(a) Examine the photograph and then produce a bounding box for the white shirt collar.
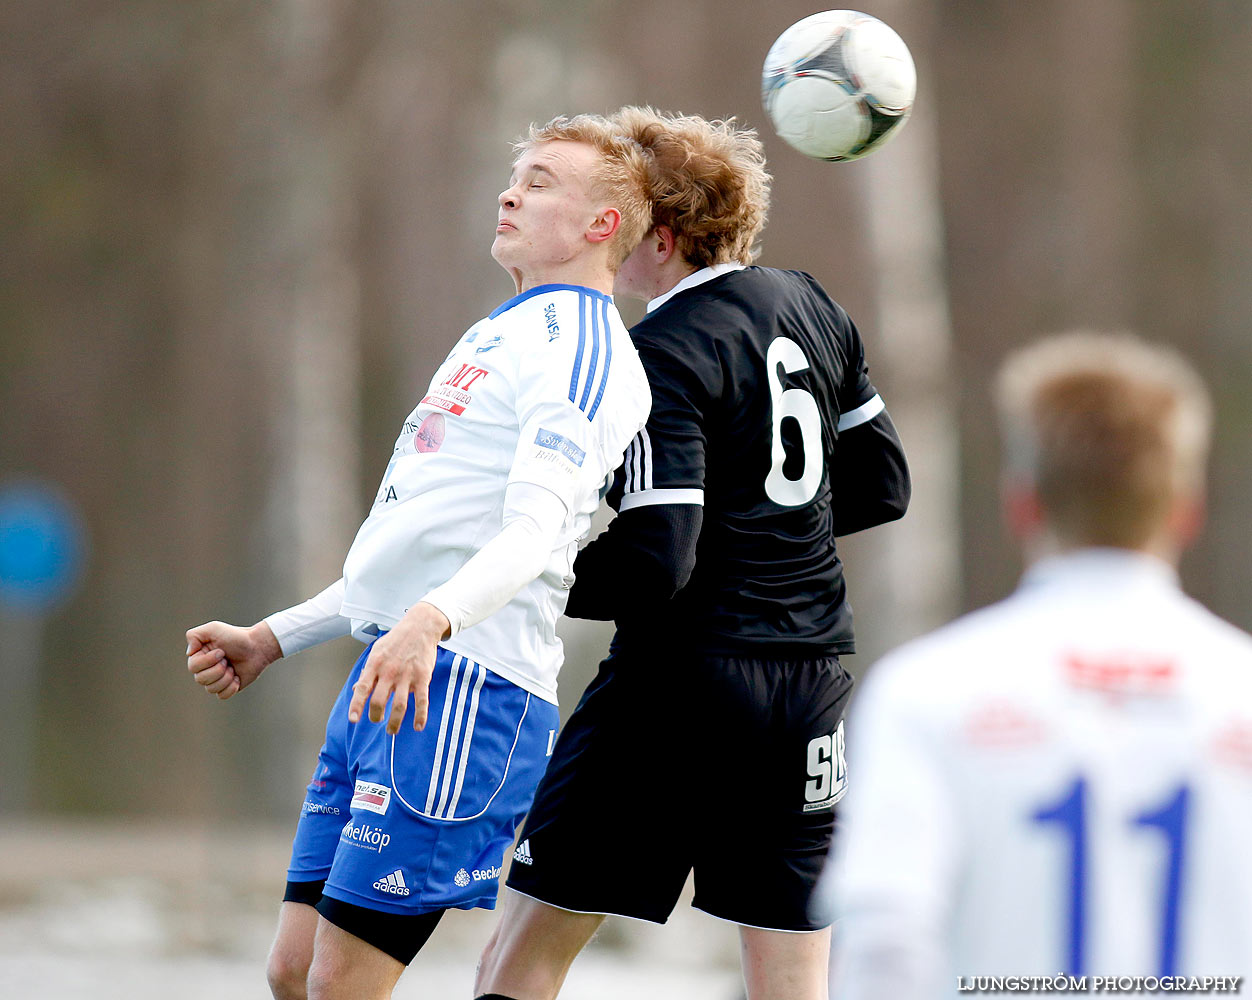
[1020,548,1180,593]
[646,262,747,313]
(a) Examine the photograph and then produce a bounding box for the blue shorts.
[287,641,559,915]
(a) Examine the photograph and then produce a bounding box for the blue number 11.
[1032,777,1190,977]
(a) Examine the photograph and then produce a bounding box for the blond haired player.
[183,114,652,1000]
[824,332,1252,997]
[476,108,909,1000]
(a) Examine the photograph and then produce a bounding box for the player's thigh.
[691,654,852,930]
[504,650,694,922]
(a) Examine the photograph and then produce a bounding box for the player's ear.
[1166,489,1206,551]
[1002,478,1045,543]
[587,207,622,245]
[652,225,678,264]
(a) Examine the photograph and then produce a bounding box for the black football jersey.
[605,266,890,654]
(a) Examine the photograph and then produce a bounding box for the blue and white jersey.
[340,284,649,702]
[825,550,1252,998]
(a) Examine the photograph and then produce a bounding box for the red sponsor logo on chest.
[963,699,1049,748]
[1064,652,1176,695]
[421,363,489,415]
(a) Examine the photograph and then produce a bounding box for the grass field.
[0,820,743,999]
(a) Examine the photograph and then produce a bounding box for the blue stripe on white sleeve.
[568,295,588,405]
[586,297,613,421]
[578,294,601,412]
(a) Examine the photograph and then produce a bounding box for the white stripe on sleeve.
[618,487,705,512]
[641,428,654,490]
[836,394,885,432]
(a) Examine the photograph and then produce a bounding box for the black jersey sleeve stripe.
[620,433,638,494]
[836,393,885,433]
[630,431,642,491]
[640,427,653,490]
[622,428,658,497]
[630,432,643,493]
[618,487,704,512]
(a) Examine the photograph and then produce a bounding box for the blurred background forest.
[4,1,1252,993]
[2,0,1251,882]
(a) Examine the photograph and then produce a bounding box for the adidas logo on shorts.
[373,869,410,897]
[513,839,533,865]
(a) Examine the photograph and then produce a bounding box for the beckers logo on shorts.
[340,820,391,853]
[453,868,471,888]
[351,779,392,816]
[373,869,410,897]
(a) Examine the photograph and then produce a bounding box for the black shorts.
[505,645,853,931]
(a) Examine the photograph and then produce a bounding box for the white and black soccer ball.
[761,9,916,162]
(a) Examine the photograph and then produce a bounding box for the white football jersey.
[827,550,1252,998]
[340,283,649,703]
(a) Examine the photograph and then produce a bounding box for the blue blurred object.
[0,480,86,615]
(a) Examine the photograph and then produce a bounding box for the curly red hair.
[611,106,772,268]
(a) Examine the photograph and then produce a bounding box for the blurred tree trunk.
[256,0,365,797]
[845,0,960,666]
[173,0,365,814]
[1146,2,1252,626]
[938,0,1139,610]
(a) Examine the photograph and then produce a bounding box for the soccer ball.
[761,10,916,162]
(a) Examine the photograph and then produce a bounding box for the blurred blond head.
[610,106,772,268]
[995,331,1212,555]
[516,114,654,270]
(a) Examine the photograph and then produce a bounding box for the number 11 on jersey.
[1032,776,1191,977]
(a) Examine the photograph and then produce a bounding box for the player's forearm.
[831,411,911,536]
[263,578,352,656]
[421,482,565,636]
[564,503,702,620]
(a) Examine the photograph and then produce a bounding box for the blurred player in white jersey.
[182,114,651,1000]
[823,331,1252,997]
